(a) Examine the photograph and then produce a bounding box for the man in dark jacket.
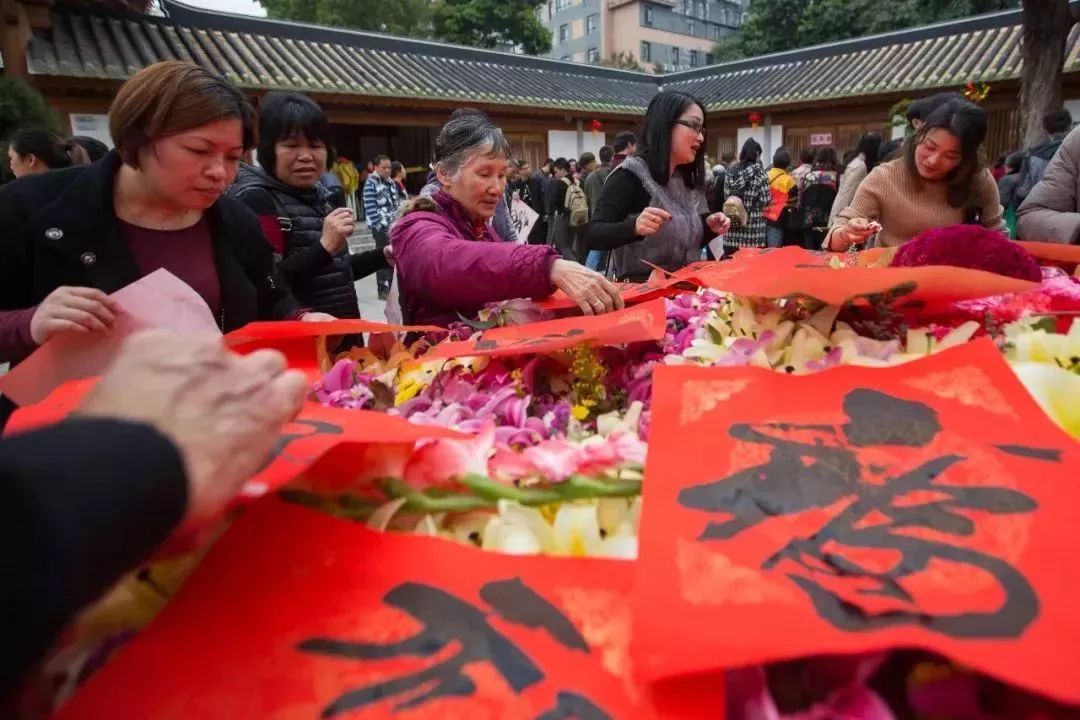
[1018,109,1074,203]
[1,330,306,703]
[611,131,636,170]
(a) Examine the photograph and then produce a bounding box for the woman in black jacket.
[586,90,731,281]
[229,91,389,320]
[0,61,317,370]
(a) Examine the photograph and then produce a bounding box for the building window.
[712,24,721,39]
[687,19,694,35]
[671,46,680,67]
[697,1,706,19]
[690,50,698,67]
[683,0,693,14]
[555,0,569,10]
[706,53,714,65]
[547,1,553,19]
[587,47,599,62]
[559,23,569,43]
[644,6,654,26]
[641,40,652,62]
[586,13,598,34]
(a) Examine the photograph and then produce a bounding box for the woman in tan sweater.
[827,98,1004,251]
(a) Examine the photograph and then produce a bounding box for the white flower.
[1011,362,1080,441]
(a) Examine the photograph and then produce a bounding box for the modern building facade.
[540,0,747,72]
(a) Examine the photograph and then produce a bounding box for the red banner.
[425,299,668,359]
[59,498,723,719]
[534,279,689,312]
[632,340,1080,705]
[673,247,1037,310]
[1017,241,1080,274]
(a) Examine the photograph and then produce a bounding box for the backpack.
[563,178,589,227]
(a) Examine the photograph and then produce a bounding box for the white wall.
[69,114,112,148]
[1065,99,1080,126]
[547,129,606,162]
[736,125,783,162]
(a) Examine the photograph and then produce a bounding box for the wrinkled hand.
[30,286,119,345]
[301,312,336,323]
[549,259,624,316]
[830,218,879,251]
[79,331,308,527]
[706,212,732,236]
[320,207,356,254]
[634,207,672,237]
[384,244,395,266]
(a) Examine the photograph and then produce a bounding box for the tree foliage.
[259,0,551,54]
[713,0,1019,61]
[599,51,645,71]
[0,77,60,180]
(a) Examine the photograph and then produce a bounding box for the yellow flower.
[1011,362,1080,440]
[571,404,591,421]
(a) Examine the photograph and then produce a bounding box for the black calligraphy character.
[298,577,609,718]
[534,691,612,720]
[257,419,344,472]
[678,389,1049,639]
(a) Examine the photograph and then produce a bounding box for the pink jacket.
[390,191,558,326]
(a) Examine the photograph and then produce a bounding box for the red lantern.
[589,119,603,137]
[748,112,764,129]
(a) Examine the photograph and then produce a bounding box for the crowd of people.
[4,57,1080,703]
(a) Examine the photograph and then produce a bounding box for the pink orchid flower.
[522,439,585,482]
[402,426,495,489]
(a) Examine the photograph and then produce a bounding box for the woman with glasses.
[585,90,730,281]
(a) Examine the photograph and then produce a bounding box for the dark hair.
[71,136,110,163]
[553,157,570,172]
[813,146,839,170]
[390,160,404,177]
[738,137,762,167]
[906,92,964,127]
[543,158,554,167]
[613,131,636,153]
[599,145,614,164]
[9,128,86,169]
[578,152,596,169]
[772,147,791,170]
[434,109,510,177]
[1005,151,1024,173]
[856,132,883,172]
[879,139,903,162]
[904,97,988,208]
[109,61,255,168]
[799,147,816,164]
[1043,109,1073,135]
[256,91,335,177]
[637,90,706,189]
[720,150,736,164]
[373,154,390,166]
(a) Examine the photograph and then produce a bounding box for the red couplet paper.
[1017,241,1080,274]
[535,279,689,312]
[425,298,668,359]
[632,339,1080,705]
[674,246,1037,310]
[59,498,724,719]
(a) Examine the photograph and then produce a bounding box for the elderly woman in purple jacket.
[391,111,622,326]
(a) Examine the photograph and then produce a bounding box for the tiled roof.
[23,1,1080,116]
[25,0,658,114]
[666,6,1080,111]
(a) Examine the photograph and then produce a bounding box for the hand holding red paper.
[30,286,120,345]
[635,206,671,237]
[79,330,308,529]
[549,258,624,316]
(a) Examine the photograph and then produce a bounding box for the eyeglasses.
[674,119,705,135]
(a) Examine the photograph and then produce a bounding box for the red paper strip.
[224,319,441,345]
[425,298,668,359]
[1017,241,1080,273]
[59,498,724,719]
[674,246,1036,309]
[535,279,688,312]
[632,339,1080,705]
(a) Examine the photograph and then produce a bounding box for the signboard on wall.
[810,132,833,146]
[69,114,113,149]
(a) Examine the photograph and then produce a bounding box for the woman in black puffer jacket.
[230,92,389,320]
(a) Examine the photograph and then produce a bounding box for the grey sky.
[180,0,266,16]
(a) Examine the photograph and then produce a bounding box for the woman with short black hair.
[586,90,731,280]
[721,137,771,254]
[230,91,389,321]
[7,128,89,178]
